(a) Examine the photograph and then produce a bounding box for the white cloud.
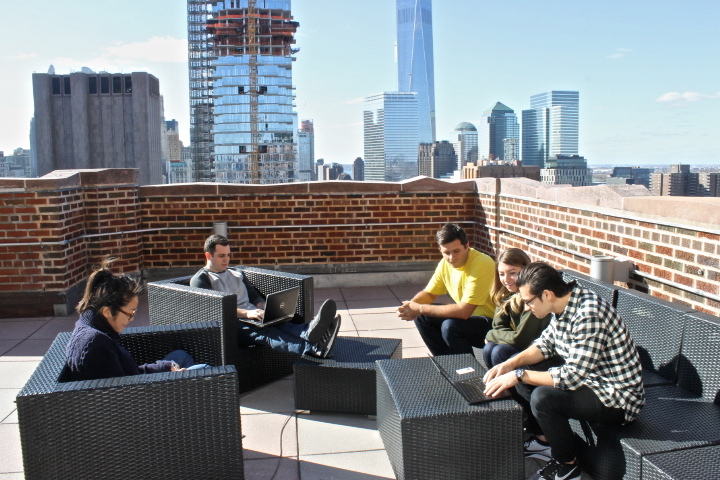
[5,53,39,60]
[607,47,633,59]
[656,91,720,103]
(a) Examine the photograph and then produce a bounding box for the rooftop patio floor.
[0,284,590,480]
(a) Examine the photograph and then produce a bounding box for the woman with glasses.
[65,257,201,381]
[482,248,552,368]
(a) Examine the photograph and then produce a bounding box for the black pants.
[514,357,626,463]
[413,315,492,356]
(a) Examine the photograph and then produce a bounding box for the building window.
[100,76,109,94]
[51,77,61,95]
[113,76,122,94]
[63,77,71,95]
[124,76,132,94]
[89,76,97,94]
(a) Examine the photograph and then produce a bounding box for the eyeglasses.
[117,307,136,320]
[523,294,540,307]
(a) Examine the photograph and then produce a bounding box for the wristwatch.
[515,368,526,384]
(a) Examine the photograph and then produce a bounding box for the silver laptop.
[241,286,300,327]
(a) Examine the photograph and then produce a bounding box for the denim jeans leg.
[162,349,195,368]
[441,315,492,355]
[240,322,310,355]
[414,315,452,355]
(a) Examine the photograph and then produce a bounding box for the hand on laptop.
[247,309,264,321]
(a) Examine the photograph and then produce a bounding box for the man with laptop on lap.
[191,234,341,358]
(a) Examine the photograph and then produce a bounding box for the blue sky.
[1,0,718,166]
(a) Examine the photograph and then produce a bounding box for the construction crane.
[247,0,260,183]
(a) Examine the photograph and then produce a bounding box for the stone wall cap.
[400,176,475,192]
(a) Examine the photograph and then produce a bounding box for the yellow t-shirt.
[425,248,495,318]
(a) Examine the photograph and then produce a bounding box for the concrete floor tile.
[0,390,18,424]
[0,341,21,357]
[0,362,39,389]
[0,473,24,479]
[401,345,432,358]
[1,409,17,425]
[242,412,298,459]
[339,286,398,301]
[241,377,295,414]
[2,339,52,359]
[297,412,383,456]
[357,328,425,349]
[351,312,414,332]
[299,450,394,480]
[243,457,299,480]
[0,424,22,475]
[27,316,77,340]
[0,320,48,341]
[344,299,399,315]
[388,284,425,301]
[315,287,343,302]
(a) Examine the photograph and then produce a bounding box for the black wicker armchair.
[148,266,314,393]
[16,322,243,480]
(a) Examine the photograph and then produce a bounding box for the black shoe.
[537,459,581,480]
[313,314,341,358]
[305,299,337,344]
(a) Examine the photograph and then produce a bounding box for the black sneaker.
[305,299,337,344]
[313,314,341,358]
[524,436,552,461]
[537,459,581,480]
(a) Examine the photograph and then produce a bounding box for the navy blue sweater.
[65,310,173,381]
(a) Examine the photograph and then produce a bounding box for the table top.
[377,354,522,419]
[296,336,402,368]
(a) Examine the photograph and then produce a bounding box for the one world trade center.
[396,0,436,143]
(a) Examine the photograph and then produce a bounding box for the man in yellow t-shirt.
[397,223,495,355]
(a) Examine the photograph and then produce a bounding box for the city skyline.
[0,0,718,170]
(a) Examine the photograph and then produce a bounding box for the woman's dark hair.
[76,257,144,314]
[436,223,468,247]
[516,262,572,298]
[490,248,532,313]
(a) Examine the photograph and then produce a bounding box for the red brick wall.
[2,171,719,317]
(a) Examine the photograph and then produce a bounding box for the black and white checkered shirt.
[534,283,645,423]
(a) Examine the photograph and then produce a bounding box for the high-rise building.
[477,102,519,161]
[418,141,456,179]
[165,121,191,184]
[297,119,315,182]
[396,0,435,143]
[188,0,299,184]
[650,164,720,197]
[450,122,478,171]
[32,70,163,185]
[353,157,364,181]
[522,91,579,168]
[363,92,419,182]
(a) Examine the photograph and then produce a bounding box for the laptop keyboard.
[453,377,491,404]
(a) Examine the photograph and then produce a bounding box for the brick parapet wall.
[2,170,719,317]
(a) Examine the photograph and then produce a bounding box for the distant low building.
[353,157,364,181]
[608,166,653,189]
[541,154,592,186]
[462,162,540,181]
[0,148,34,178]
[651,164,720,196]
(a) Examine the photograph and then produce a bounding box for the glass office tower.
[363,92,419,182]
[188,0,299,183]
[521,91,579,168]
[396,0,436,143]
[478,102,519,161]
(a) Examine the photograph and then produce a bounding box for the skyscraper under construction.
[188,0,299,183]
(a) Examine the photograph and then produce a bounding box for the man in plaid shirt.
[483,262,644,480]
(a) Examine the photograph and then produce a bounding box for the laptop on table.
[428,355,504,405]
[240,285,301,328]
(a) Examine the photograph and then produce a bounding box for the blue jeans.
[482,341,520,368]
[163,350,210,369]
[414,315,492,356]
[238,321,312,355]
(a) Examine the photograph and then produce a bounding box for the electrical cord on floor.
[270,413,294,480]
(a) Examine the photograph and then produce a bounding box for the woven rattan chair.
[148,266,314,393]
[16,322,243,480]
[561,269,619,308]
[571,309,720,480]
